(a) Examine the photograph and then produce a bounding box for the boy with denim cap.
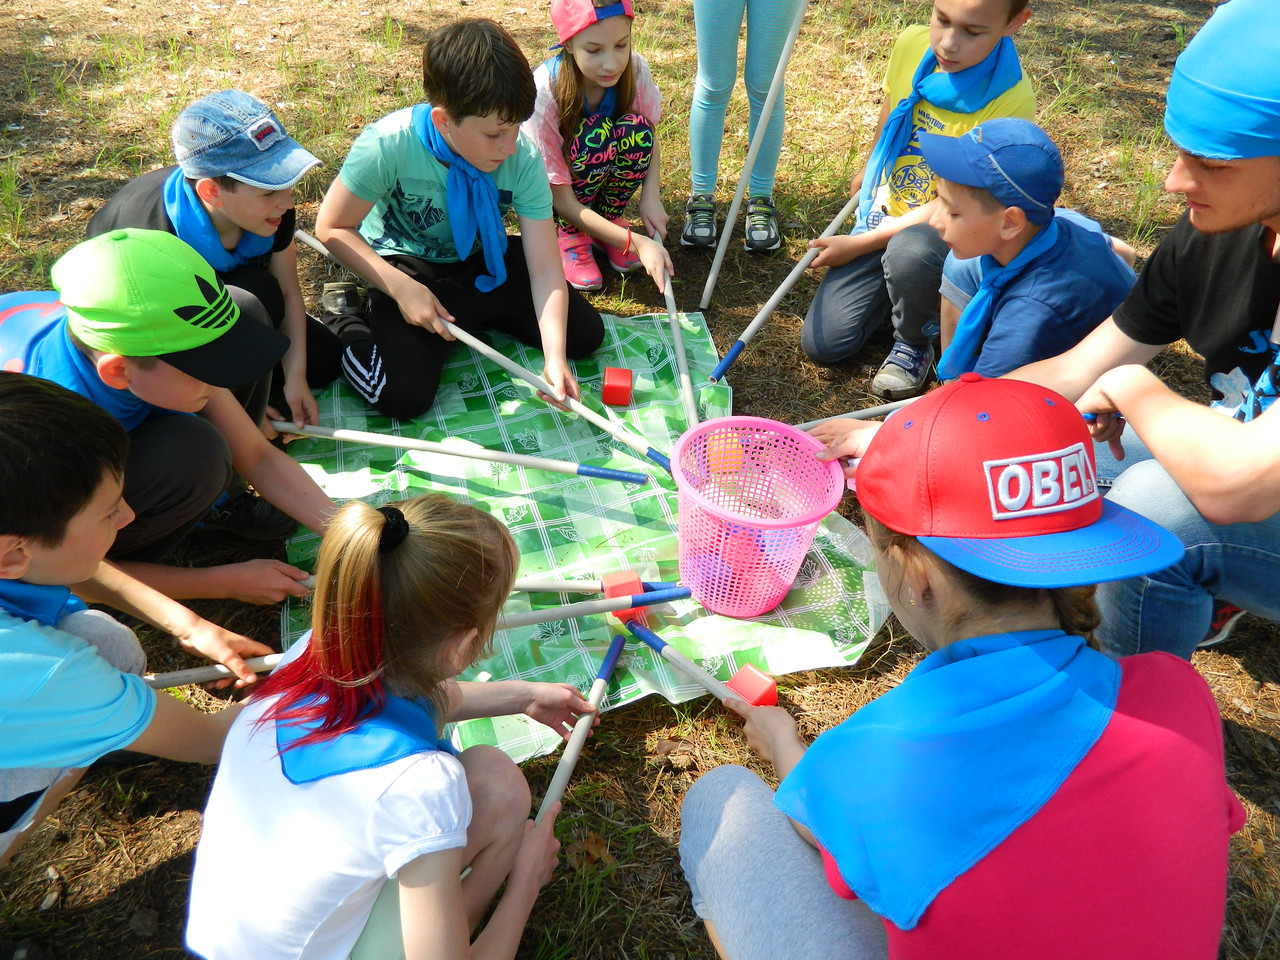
[920,118,1136,380]
[0,372,267,872]
[315,17,605,421]
[800,0,1034,400]
[0,228,333,605]
[88,89,342,451]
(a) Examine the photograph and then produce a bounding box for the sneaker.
[743,195,781,254]
[198,489,298,541]
[680,193,718,248]
[871,341,936,400]
[596,216,643,274]
[1198,601,1246,649]
[558,224,602,291]
[319,282,370,343]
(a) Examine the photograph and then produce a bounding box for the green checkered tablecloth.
[282,311,886,762]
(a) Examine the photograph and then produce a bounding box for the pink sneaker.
[596,216,643,274]
[558,225,602,292]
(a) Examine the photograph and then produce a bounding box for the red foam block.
[725,664,778,706]
[602,367,633,406]
[602,569,646,626]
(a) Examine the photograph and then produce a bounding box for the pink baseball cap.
[551,0,633,46]
[855,374,1184,588]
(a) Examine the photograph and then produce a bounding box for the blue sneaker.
[871,341,935,400]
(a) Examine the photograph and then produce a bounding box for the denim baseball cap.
[52,229,288,389]
[919,118,1063,226]
[171,90,320,190]
[855,374,1183,589]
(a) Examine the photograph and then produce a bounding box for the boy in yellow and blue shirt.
[801,0,1034,399]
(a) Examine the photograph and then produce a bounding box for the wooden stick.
[535,634,627,824]
[269,421,648,486]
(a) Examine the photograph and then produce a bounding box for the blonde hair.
[864,514,1102,648]
[553,3,636,153]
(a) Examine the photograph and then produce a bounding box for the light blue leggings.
[689,0,806,197]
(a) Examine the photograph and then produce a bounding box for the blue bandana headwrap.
[1164,0,1280,161]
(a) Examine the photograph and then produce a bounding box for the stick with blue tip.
[269,422,648,485]
[513,577,677,595]
[709,193,861,382]
[499,586,691,630]
[535,634,627,824]
[624,620,737,703]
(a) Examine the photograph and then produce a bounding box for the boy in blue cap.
[918,118,1135,380]
[88,89,342,452]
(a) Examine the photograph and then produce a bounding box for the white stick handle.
[658,645,736,703]
[699,0,808,310]
[736,193,861,348]
[535,675,608,824]
[270,421,583,478]
[664,273,699,427]
[499,587,687,630]
[145,653,284,689]
[512,577,604,594]
[793,395,920,431]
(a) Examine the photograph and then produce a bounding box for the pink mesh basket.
[672,416,845,618]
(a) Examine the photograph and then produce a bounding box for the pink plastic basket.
[672,416,845,618]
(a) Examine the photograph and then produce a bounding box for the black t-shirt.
[86,165,295,271]
[1113,210,1280,397]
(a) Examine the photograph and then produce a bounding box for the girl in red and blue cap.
[522,0,673,294]
[679,375,1244,960]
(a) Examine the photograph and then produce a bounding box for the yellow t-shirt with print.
[878,25,1035,218]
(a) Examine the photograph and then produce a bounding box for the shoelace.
[686,200,715,231]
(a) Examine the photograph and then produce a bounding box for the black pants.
[339,238,605,421]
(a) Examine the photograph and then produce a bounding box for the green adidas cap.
[50,228,289,389]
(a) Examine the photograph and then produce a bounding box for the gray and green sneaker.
[744,195,780,254]
[681,194,718,248]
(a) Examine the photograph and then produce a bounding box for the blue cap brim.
[227,137,321,190]
[919,499,1185,589]
[917,130,987,191]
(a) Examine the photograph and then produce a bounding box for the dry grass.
[0,0,1277,957]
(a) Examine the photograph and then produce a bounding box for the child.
[680,376,1244,959]
[682,0,807,254]
[87,89,342,438]
[523,0,673,293]
[801,0,1034,400]
[315,18,606,422]
[919,118,1136,379]
[186,494,594,959]
[0,372,269,871]
[0,228,332,604]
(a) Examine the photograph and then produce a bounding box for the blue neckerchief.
[545,55,618,117]
[936,215,1062,380]
[774,629,1119,931]
[858,38,1023,226]
[411,104,508,292]
[161,167,273,273]
[0,579,88,628]
[277,692,458,785]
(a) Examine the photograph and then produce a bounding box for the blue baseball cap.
[171,90,320,190]
[1164,0,1280,161]
[919,118,1063,226]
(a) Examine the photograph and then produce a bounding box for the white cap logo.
[984,442,1098,520]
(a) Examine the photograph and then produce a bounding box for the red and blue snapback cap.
[856,374,1184,588]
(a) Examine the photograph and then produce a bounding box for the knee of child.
[460,745,531,825]
[57,609,146,675]
[880,226,944,283]
[1106,459,1197,537]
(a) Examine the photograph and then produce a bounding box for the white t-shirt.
[186,658,471,960]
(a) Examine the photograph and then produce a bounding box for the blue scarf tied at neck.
[857,38,1023,229]
[161,167,274,273]
[412,104,509,292]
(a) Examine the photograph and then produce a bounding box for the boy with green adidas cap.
[0,228,334,604]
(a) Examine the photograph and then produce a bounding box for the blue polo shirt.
[0,291,179,430]
[941,210,1136,378]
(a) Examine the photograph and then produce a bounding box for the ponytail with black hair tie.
[377,506,410,553]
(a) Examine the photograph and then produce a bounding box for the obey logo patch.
[983,442,1097,520]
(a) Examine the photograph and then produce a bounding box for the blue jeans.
[801,223,946,365]
[679,765,889,960]
[1092,431,1280,659]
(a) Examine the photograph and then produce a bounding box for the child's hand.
[523,683,598,740]
[724,699,800,766]
[538,358,580,411]
[511,803,561,892]
[809,234,872,269]
[282,376,320,430]
[639,195,669,244]
[393,277,456,339]
[637,233,674,293]
[215,559,314,605]
[174,621,275,689]
[809,418,882,478]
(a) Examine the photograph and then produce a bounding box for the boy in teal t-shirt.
[801,0,1034,400]
[315,18,605,421]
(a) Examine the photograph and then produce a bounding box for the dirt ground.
[0,0,1278,957]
